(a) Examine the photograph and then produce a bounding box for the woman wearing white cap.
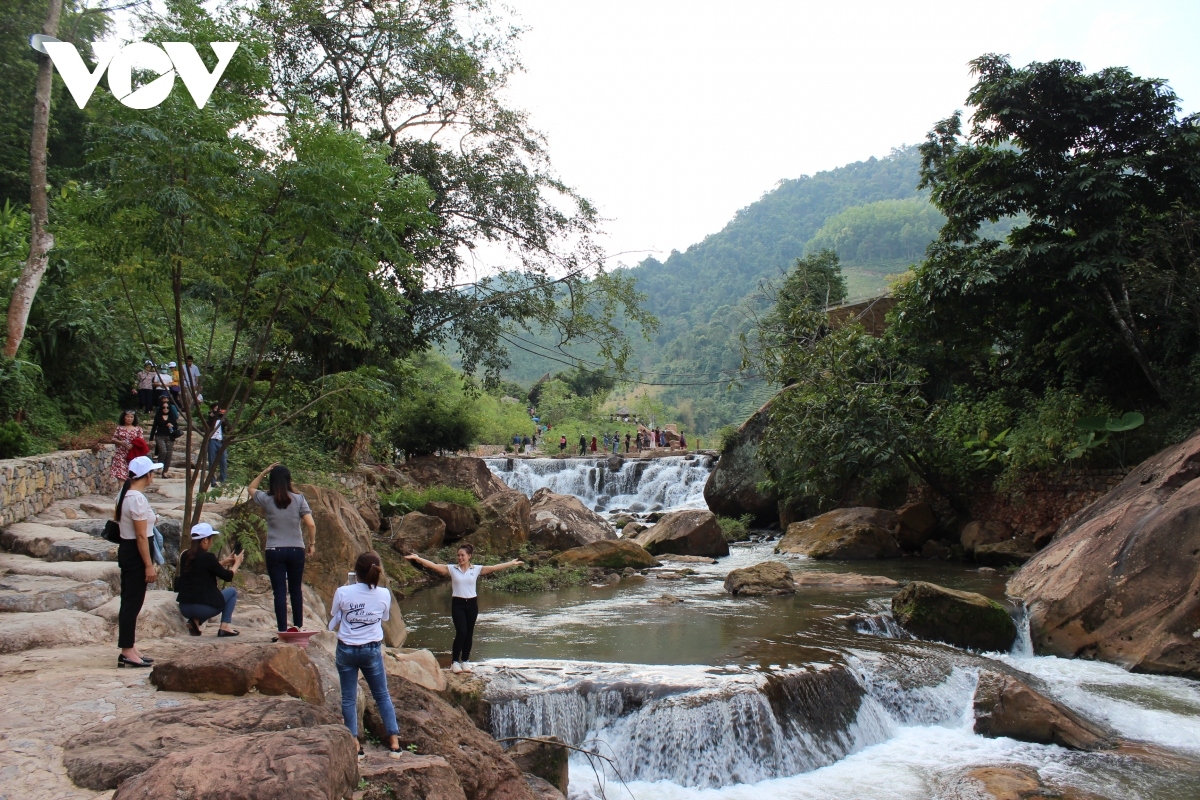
[175,523,243,636]
[115,455,164,668]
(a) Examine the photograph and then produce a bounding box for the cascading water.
[487,455,714,513]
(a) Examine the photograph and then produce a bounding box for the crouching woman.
[329,551,402,759]
[175,523,243,636]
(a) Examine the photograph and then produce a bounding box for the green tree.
[908,54,1200,405]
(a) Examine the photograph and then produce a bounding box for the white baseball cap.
[167,362,177,368]
[189,523,218,539]
[128,456,164,478]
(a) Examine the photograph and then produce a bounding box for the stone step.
[0,574,113,613]
[0,553,120,592]
[0,522,91,558]
[46,537,118,562]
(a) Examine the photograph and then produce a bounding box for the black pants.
[265,547,306,631]
[117,539,147,649]
[451,596,479,663]
[137,388,154,412]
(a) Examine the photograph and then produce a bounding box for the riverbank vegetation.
[747,56,1200,516]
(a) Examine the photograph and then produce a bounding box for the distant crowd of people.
[550,426,686,455]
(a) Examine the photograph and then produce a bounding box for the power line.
[496,333,738,387]
[501,329,743,382]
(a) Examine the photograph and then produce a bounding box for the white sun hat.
[128,456,164,478]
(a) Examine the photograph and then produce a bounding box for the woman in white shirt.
[328,551,402,759]
[115,455,163,668]
[405,543,523,674]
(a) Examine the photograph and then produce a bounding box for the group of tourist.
[111,459,522,758]
[133,355,202,414]
[550,427,687,455]
[109,400,230,486]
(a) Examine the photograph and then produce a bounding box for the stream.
[399,456,1200,799]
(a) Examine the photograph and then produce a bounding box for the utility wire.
[500,329,744,383]
[497,333,737,387]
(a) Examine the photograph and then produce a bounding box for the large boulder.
[399,456,507,499]
[0,522,89,558]
[425,501,479,540]
[553,539,659,570]
[112,724,358,800]
[528,489,617,551]
[89,590,190,640]
[149,642,324,703]
[383,647,447,692]
[895,502,937,551]
[702,398,780,525]
[972,670,1110,750]
[366,675,537,800]
[775,508,901,559]
[974,539,1037,567]
[507,737,568,796]
[723,561,796,596]
[891,581,1016,652]
[0,574,112,613]
[296,483,406,647]
[0,608,110,653]
[467,490,530,554]
[391,512,446,554]
[631,510,729,557]
[961,520,1012,554]
[361,752,467,800]
[63,696,339,790]
[1007,430,1200,677]
[0,553,120,592]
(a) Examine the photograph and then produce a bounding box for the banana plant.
[1066,412,1144,467]
[963,428,1011,465]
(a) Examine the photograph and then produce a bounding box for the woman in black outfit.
[175,523,244,636]
[149,395,178,477]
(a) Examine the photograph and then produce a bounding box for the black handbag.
[103,484,131,543]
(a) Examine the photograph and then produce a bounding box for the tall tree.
[910,55,1200,404]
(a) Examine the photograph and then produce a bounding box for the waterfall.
[483,658,972,791]
[487,456,714,513]
[1009,601,1034,658]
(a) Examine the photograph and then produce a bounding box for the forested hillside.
[503,146,940,433]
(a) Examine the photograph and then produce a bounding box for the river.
[399,456,1200,800]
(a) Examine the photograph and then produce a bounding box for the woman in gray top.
[248,463,316,632]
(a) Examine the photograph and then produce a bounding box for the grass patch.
[718,514,755,542]
[379,485,478,517]
[486,564,588,593]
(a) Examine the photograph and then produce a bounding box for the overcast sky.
[493,0,1200,268]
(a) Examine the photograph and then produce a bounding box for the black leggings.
[451,597,479,662]
[265,547,305,631]
[117,539,147,649]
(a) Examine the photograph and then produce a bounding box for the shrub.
[0,421,32,459]
[211,513,265,569]
[715,424,739,453]
[717,514,755,542]
[59,420,117,452]
[379,485,478,517]
[487,565,587,593]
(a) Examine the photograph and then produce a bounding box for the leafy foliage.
[486,564,588,593]
[378,485,478,518]
[717,514,755,542]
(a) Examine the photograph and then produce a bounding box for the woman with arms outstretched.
[405,544,523,674]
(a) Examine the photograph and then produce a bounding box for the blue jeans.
[179,586,237,624]
[207,439,227,484]
[336,641,399,738]
[265,547,305,631]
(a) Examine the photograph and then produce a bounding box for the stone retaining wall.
[0,447,117,527]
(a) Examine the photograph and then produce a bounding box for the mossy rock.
[552,539,659,570]
[890,581,1016,652]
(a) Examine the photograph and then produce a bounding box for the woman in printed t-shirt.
[405,544,523,674]
[247,463,316,633]
[329,551,402,760]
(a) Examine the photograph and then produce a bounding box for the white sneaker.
[450,661,463,674]
[460,661,474,674]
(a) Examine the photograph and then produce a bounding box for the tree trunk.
[1098,279,1170,402]
[4,0,63,358]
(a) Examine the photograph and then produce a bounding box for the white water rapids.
[486,455,712,513]
[406,457,1200,799]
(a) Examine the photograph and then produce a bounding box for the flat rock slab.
[90,590,190,640]
[0,522,89,558]
[383,647,447,692]
[149,642,324,703]
[793,572,900,589]
[0,574,112,613]
[0,552,120,592]
[658,554,718,564]
[361,752,467,800]
[0,609,110,654]
[64,695,340,790]
[45,537,118,562]
[112,724,357,800]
